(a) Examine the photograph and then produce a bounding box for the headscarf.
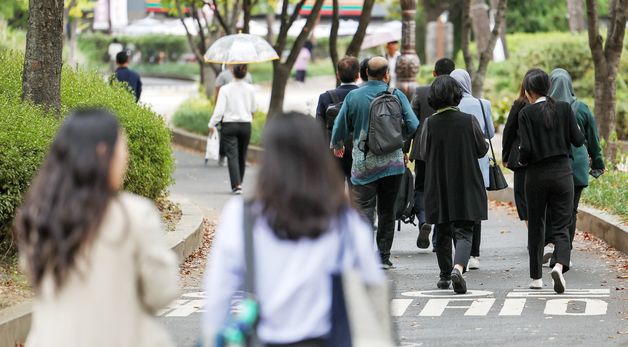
[549,68,577,105]
[450,69,473,95]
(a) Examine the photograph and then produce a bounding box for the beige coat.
[25,192,180,347]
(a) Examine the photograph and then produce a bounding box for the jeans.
[435,221,475,279]
[352,174,403,262]
[221,122,251,190]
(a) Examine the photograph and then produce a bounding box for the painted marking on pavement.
[498,298,526,316]
[401,290,494,298]
[391,299,413,317]
[507,289,610,298]
[543,298,608,316]
[419,298,496,316]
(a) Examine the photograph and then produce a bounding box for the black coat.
[316,84,359,177]
[501,99,528,170]
[418,109,489,224]
[114,67,142,102]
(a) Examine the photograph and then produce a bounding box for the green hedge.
[77,32,187,65]
[172,94,266,146]
[0,50,174,251]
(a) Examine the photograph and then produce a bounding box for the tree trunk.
[567,0,586,32]
[199,62,216,99]
[266,12,275,42]
[330,0,340,86]
[268,63,290,116]
[345,0,376,57]
[594,71,617,156]
[470,0,490,55]
[242,0,251,33]
[22,0,64,114]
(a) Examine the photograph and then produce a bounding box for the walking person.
[294,41,313,83]
[14,109,179,347]
[201,113,385,346]
[359,57,371,85]
[543,68,605,263]
[418,76,489,294]
[331,57,419,269]
[409,58,455,251]
[517,69,585,293]
[208,64,256,195]
[113,51,142,102]
[384,41,401,87]
[316,56,360,189]
[450,69,495,270]
[502,71,533,224]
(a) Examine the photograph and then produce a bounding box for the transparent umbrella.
[204,33,279,64]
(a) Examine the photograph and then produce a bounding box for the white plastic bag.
[205,131,220,161]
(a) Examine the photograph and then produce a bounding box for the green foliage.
[172,94,266,145]
[0,20,25,51]
[506,0,569,33]
[0,50,174,250]
[0,0,28,28]
[581,169,628,222]
[77,32,188,65]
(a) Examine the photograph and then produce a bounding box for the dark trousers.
[545,185,584,249]
[526,158,573,279]
[435,221,475,279]
[221,122,251,190]
[413,190,427,226]
[268,338,325,347]
[352,174,403,262]
[471,221,481,257]
[295,70,306,82]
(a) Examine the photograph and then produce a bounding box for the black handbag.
[479,100,508,191]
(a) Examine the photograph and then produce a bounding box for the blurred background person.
[14,109,179,347]
[202,113,384,346]
[517,69,585,293]
[384,41,400,87]
[543,68,605,265]
[450,69,494,271]
[359,57,371,85]
[209,64,256,195]
[294,41,313,83]
[418,76,489,294]
[113,51,142,103]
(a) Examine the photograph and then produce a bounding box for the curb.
[0,199,204,347]
[488,187,628,254]
[171,127,263,162]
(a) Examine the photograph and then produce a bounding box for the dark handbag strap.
[243,201,256,294]
[478,99,497,164]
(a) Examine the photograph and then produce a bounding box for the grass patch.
[581,169,628,222]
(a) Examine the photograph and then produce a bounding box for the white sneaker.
[468,256,480,270]
[543,244,555,265]
[529,279,543,289]
[551,268,566,294]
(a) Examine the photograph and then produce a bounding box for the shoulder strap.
[327,90,340,104]
[243,201,256,294]
[387,86,395,94]
[478,99,497,161]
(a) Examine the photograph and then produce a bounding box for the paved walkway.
[160,150,628,347]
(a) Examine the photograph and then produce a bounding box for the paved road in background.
[161,150,628,347]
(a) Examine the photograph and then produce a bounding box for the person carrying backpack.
[331,56,419,270]
[316,56,360,188]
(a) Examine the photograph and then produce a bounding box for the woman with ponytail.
[517,69,585,293]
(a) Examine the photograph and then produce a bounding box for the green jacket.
[571,101,604,186]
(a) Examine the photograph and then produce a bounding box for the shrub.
[581,169,628,222]
[0,50,174,251]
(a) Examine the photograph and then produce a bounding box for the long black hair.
[523,69,556,129]
[255,112,349,240]
[14,109,121,290]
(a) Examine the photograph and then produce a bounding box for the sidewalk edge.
[0,198,204,347]
[488,188,628,254]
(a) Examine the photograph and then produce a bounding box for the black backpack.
[362,87,404,155]
[395,167,416,230]
[325,90,343,134]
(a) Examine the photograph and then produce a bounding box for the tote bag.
[327,214,395,347]
[205,131,220,161]
[478,100,508,191]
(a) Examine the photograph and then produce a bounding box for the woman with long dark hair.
[517,70,585,293]
[202,113,384,346]
[502,69,536,223]
[14,109,179,347]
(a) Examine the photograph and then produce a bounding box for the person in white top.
[202,113,384,347]
[385,41,401,88]
[208,64,256,194]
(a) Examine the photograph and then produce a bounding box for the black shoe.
[437,277,451,289]
[381,259,395,270]
[451,268,467,294]
[416,223,432,249]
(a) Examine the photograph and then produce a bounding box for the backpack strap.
[327,89,340,104]
[387,86,395,94]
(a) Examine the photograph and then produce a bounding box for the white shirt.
[202,198,384,344]
[535,96,547,104]
[208,80,256,128]
[386,51,401,87]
